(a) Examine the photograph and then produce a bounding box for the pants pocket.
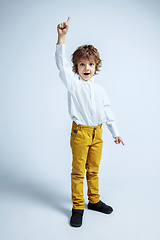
[71,129,78,141]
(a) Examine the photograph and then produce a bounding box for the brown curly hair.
[71,45,102,75]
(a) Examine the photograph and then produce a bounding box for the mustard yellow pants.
[70,121,103,210]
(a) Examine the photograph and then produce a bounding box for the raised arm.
[57,16,71,44]
[55,16,76,91]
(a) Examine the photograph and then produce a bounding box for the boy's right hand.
[57,16,71,36]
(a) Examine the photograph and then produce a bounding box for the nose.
[85,64,89,70]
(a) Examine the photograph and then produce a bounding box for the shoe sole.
[70,221,82,227]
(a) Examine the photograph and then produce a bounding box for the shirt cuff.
[56,43,65,55]
[106,122,120,138]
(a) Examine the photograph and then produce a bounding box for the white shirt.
[55,44,120,138]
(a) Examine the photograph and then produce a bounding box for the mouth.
[83,73,90,76]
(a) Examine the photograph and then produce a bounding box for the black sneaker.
[88,200,113,214]
[70,209,84,227]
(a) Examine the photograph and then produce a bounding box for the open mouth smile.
[84,73,90,75]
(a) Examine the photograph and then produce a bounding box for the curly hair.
[71,45,102,75]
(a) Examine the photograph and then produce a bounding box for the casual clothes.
[55,44,119,209]
[55,44,119,138]
[71,121,103,209]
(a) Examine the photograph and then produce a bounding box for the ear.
[75,64,78,74]
[95,64,97,73]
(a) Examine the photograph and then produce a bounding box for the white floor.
[1,172,160,240]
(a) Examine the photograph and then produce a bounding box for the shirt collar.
[78,75,95,83]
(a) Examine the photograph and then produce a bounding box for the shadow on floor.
[1,178,71,218]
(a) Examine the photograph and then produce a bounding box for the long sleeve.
[55,44,75,91]
[55,43,120,133]
[103,89,120,138]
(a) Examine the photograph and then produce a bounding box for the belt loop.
[78,124,81,130]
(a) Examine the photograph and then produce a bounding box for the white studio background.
[0,0,160,240]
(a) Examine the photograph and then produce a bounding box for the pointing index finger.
[66,16,71,24]
[121,140,125,146]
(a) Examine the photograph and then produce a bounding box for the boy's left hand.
[114,136,124,145]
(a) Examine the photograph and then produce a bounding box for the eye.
[80,63,85,66]
[90,63,94,66]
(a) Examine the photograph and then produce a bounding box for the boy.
[55,17,124,227]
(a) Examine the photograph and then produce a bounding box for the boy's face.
[77,57,96,81]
